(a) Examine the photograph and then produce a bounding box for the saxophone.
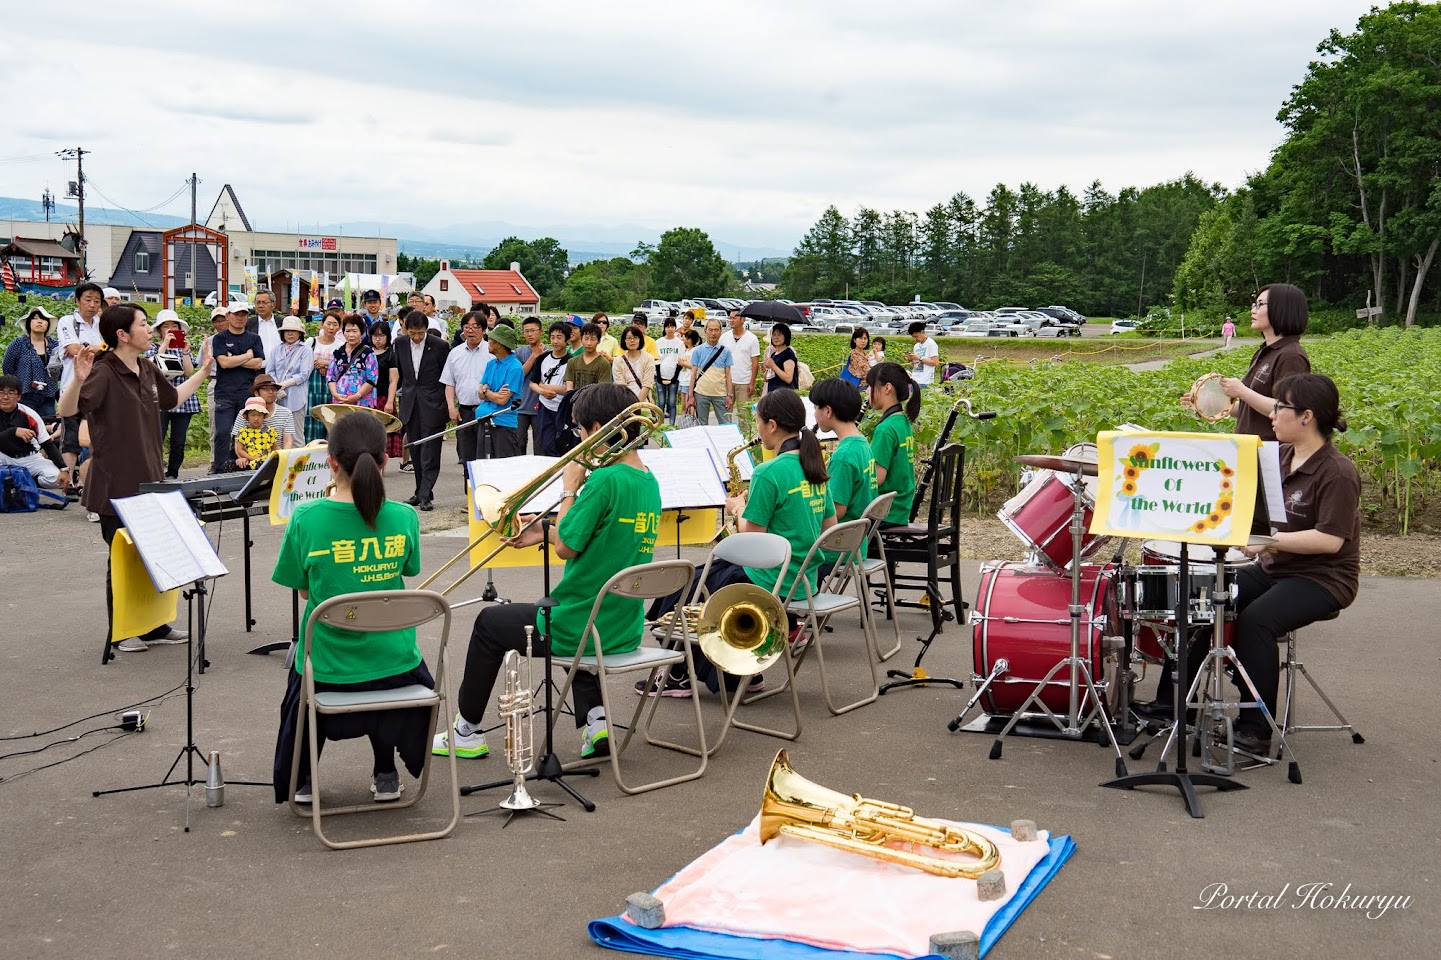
[497,627,539,812]
[722,437,762,537]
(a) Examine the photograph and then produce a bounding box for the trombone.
[418,401,667,609]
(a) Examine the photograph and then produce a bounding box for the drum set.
[951,438,1295,786]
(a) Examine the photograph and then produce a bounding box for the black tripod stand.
[460,517,598,812]
[93,579,270,830]
[1102,542,1245,817]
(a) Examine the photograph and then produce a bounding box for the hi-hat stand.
[1102,541,1246,817]
[93,578,270,830]
[984,462,1129,775]
[459,517,598,813]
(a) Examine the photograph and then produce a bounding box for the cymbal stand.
[1103,541,1244,817]
[987,465,1128,776]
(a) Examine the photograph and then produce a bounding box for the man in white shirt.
[251,290,282,353]
[440,313,491,471]
[720,308,761,405]
[906,320,940,387]
[56,281,106,485]
[422,294,449,338]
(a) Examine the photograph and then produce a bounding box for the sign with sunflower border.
[1090,431,1260,546]
[268,444,334,526]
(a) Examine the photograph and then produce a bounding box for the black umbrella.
[740,300,804,323]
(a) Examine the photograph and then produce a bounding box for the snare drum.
[972,561,1120,715]
[1131,539,1253,621]
[1134,617,1235,664]
[997,443,1112,573]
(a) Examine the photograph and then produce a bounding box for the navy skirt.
[272,660,436,803]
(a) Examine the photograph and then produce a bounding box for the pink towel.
[639,817,1051,958]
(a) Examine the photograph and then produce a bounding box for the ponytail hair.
[755,387,828,485]
[328,412,387,528]
[865,361,920,421]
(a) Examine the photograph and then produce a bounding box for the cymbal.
[1015,454,1098,476]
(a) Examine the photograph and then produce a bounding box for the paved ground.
[0,465,1432,960]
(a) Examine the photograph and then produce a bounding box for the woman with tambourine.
[1182,283,1310,441]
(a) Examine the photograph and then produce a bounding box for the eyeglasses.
[1272,402,1297,416]
[1252,299,1268,309]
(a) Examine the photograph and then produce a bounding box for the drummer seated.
[1141,374,1360,754]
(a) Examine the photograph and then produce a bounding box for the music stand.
[94,492,270,829]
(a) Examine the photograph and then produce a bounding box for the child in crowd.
[235,397,279,469]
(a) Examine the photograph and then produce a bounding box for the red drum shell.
[997,472,1110,573]
[972,561,1119,716]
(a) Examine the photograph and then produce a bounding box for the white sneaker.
[145,627,189,645]
[293,780,313,804]
[115,637,149,652]
[86,511,100,523]
[431,723,489,759]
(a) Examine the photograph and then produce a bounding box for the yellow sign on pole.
[110,529,179,642]
[1091,431,1260,546]
[268,446,333,525]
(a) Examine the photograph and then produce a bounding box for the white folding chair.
[287,589,460,851]
[855,491,902,662]
[551,559,709,795]
[662,532,798,755]
[751,519,879,716]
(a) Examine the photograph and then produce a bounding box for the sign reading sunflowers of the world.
[1090,431,1261,546]
[267,446,334,526]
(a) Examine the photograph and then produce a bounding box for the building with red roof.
[422,260,540,315]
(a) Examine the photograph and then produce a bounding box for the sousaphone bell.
[309,402,405,435]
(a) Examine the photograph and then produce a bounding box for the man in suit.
[395,310,450,511]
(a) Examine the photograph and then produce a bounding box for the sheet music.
[1258,441,1286,530]
[639,448,728,509]
[666,424,754,481]
[798,396,838,440]
[112,491,228,592]
[467,456,563,519]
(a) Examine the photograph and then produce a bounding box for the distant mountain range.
[0,197,792,265]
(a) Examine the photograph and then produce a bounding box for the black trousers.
[456,602,601,729]
[517,413,539,455]
[100,514,175,645]
[488,424,521,459]
[158,412,193,479]
[404,404,445,501]
[1156,565,1341,732]
[212,399,242,472]
[456,405,479,467]
[538,406,568,456]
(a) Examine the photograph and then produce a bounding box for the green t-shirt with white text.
[743,452,835,598]
[273,498,422,683]
[545,462,663,657]
[821,433,877,564]
[870,412,916,524]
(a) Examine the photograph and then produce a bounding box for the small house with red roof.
[422,260,540,315]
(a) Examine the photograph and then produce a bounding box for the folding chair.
[854,491,901,662]
[552,559,709,795]
[752,519,879,716]
[287,589,460,851]
[658,532,797,755]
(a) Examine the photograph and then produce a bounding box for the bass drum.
[972,560,1120,716]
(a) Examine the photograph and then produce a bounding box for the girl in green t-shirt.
[642,388,835,699]
[434,384,663,763]
[865,361,921,526]
[271,412,428,805]
[811,377,877,572]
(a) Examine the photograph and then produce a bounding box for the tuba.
[652,581,788,676]
[309,402,405,435]
[759,750,1002,879]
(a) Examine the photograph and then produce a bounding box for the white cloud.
[0,0,1379,249]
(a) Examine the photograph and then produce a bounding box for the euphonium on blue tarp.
[759,750,1001,879]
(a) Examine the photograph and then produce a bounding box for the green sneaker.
[580,716,610,760]
[432,720,489,759]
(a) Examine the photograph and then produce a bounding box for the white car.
[632,300,678,323]
[1110,319,1141,335]
[203,291,251,308]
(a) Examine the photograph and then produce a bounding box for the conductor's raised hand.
[73,345,97,382]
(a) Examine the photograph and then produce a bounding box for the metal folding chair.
[854,491,901,661]
[288,589,460,851]
[552,559,709,795]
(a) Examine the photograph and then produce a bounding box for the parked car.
[1038,305,1086,325]
[204,291,251,308]
[1110,318,1140,335]
[632,299,678,322]
[933,301,967,312]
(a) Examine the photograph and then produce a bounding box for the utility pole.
[58,147,88,277]
[41,188,54,223]
[189,172,199,305]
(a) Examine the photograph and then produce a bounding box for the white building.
[422,260,540,315]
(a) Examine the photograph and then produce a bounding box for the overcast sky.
[0,0,1380,250]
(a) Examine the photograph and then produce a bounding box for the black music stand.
[460,517,599,813]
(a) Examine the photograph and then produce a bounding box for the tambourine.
[1187,373,1232,422]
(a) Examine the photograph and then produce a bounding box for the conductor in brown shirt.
[59,304,213,660]
[1220,283,1311,441]
[1226,373,1360,752]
